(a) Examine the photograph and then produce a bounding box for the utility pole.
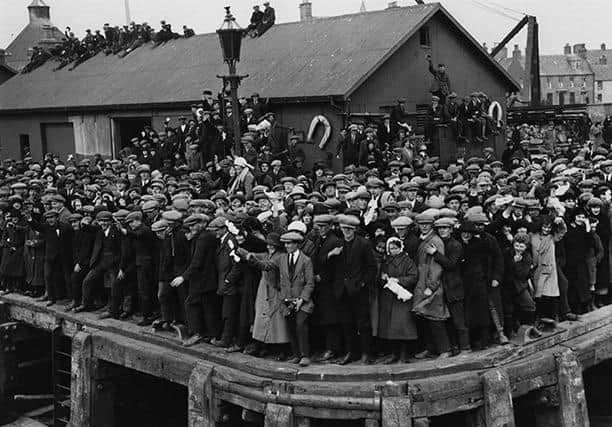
[124,0,131,25]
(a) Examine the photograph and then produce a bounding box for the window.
[569,77,575,88]
[558,77,563,88]
[582,77,587,87]
[546,93,554,104]
[575,60,582,69]
[597,81,604,90]
[547,78,552,89]
[598,94,603,103]
[419,26,430,47]
[569,92,576,104]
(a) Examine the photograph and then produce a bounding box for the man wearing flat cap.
[26,210,73,306]
[329,214,377,364]
[171,214,220,347]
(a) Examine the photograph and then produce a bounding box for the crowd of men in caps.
[6,52,612,367]
[21,2,276,73]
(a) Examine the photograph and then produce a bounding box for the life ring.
[307,115,332,149]
[488,101,503,127]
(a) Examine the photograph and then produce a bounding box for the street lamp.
[217,6,248,154]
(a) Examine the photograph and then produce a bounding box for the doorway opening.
[113,117,152,153]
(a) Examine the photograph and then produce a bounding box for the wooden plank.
[482,369,515,427]
[264,403,294,427]
[381,396,411,427]
[188,362,218,427]
[554,349,589,427]
[69,331,92,427]
[91,359,115,427]
[293,406,378,420]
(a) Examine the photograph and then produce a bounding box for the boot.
[490,306,509,345]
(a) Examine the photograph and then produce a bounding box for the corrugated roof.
[0,3,517,112]
[5,22,64,71]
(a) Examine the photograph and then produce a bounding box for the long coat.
[251,251,290,344]
[182,230,218,294]
[311,232,342,326]
[378,252,418,340]
[563,224,594,305]
[531,226,565,298]
[334,235,376,298]
[216,234,241,296]
[460,236,490,328]
[433,237,464,303]
[412,232,449,321]
[24,228,44,288]
[0,225,26,278]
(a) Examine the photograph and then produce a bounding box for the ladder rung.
[58,399,71,408]
[55,351,71,358]
[56,417,70,424]
[56,384,70,392]
[57,369,71,375]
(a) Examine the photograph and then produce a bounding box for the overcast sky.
[1,0,610,55]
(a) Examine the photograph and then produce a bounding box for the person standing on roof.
[258,2,276,36]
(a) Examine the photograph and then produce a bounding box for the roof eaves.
[344,3,440,98]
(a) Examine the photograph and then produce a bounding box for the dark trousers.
[287,310,310,357]
[221,294,241,343]
[44,258,70,301]
[136,264,155,318]
[446,300,470,350]
[338,287,372,356]
[71,268,89,306]
[83,260,117,309]
[158,281,187,323]
[423,319,451,354]
[185,290,221,337]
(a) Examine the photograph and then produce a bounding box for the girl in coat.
[378,237,418,363]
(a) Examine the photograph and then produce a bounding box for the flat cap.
[280,231,304,243]
[336,214,360,228]
[414,213,435,224]
[96,210,113,221]
[125,211,143,223]
[68,213,83,222]
[434,217,455,228]
[184,214,209,227]
[313,214,335,224]
[142,200,160,212]
[44,210,59,218]
[208,217,227,229]
[151,219,169,232]
[390,216,413,228]
[161,210,183,222]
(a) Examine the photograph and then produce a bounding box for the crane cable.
[469,0,522,22]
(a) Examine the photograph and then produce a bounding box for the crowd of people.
[22,20,195,73]
[21,2,279,74]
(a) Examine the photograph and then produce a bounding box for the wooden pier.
[1,293,610,426]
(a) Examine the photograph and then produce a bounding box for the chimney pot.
[512,44,521,60]
[299,1,312,21]
[387,1,398,8]
[602,43,607,51]
[564,43,572,55]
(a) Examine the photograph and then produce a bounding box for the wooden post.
[264,403,294,427]
[482,369,515,427]
[69,331,93,427]
[91,359,116,427]
[554,349,589,427]
[381,396,411,427]
[0,321,17,423]
[188,362,218,427]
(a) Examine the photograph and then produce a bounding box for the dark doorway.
[19,134,31,159]
[40,123,75,160]
[114,117,152,151]
[558,91,566,105]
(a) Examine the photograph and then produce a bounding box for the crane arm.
[490,15,529,57]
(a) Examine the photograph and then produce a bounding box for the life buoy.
[488,101,503,127]
[307,115,332,149]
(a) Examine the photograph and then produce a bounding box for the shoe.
[225,344,243,353]
[202,337,212,344]
[563,313,579,321]
[299,357,311,367]
[66,303,78,311]
[497,332,510,345]
[183,334,204,347]
[45,300,56,307]
[137,317,154,327]
[360,354,374,365]
[381,354,398,365]
[36,295,49,302]
[287,356,300,364]
[119,311,131,320]
[338,352,357,366]
[243,344,259,356]
[98,312,114,320]
[437,352,451,359]
[211,338,230,348]
[413,350,433,360]
[316,350,335,362]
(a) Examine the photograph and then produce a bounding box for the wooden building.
[0,3,518,167]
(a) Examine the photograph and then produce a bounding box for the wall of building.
[541,75,594,105]
[0,113,71,160]
[0,68,14,86]
[595,80,612,104]
[349,12,512,156]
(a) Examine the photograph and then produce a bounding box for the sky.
[1,0,610,55]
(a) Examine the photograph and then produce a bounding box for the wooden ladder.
[52,327,71,427]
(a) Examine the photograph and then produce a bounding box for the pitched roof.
[585,49,612,81]
[539,54,593,76]
[5,22,64,71]
[0,2,518,112]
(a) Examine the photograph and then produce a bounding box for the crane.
[490,15,541,106]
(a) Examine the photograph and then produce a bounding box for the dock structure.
[0,294,608,426]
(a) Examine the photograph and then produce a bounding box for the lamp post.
[217,6,248,155]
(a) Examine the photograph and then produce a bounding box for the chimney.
[28,0,50,23]
[573,43,587,59]
[387,1,399,8]
[512,44,522,61]
[564,43,571,55]
[602,43,607,51]
[299,1,312,21]
[601,55,608,65]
